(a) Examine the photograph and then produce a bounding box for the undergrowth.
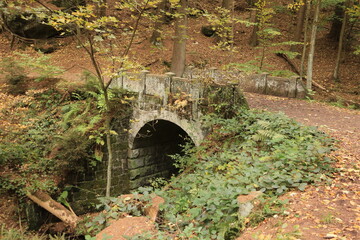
[0,57,134,198]
[0,224,66,240]
[84,108,335,240]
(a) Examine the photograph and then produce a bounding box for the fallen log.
[26,191,79,229]
[275,52,300,75]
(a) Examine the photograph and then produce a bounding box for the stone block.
[128,149,140,159]
[296,80,306,98]
[266,77,289,97]
[129,165,154,180]
[144,195,165,222]
[128,157,145,169]
[118,194,164,222]
[237,191,263,218]
[288,76,298,98]
[144,155,156,166]
[129,177,147,189]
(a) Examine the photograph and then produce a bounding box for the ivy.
[127,108,335,239]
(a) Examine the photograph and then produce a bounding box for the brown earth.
[0,1,359,104]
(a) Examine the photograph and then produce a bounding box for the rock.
[5,13,60,39]
[323,233,337,239]
[201,25,216,37]
[144,195,165,222]
[51,0,86,9]
[96,216,154,240]
[95,194,164,239]
[237,191,263,218]
[119,194,165,222]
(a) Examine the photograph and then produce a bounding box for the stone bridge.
[68,71,247,213]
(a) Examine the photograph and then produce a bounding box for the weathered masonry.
[69,71,247,213]
[183,67,307,99]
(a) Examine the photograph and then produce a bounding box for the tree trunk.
[248,8,259,47]
[150,0,168,46]
[99,0,107,17]
[221,0,234,49]
[222,0,234,9]
[291,4,306,52]
[105,116,113,197]
[328,2,344,41]
[300,0,311,81]
[333,0,351,82]
[27,191,79,229]
[306,0,322,90]
[170,0,188,77]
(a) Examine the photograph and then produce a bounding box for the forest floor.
[0,0,360,238]
[238,93,360,240]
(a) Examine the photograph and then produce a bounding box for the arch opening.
[128,119,194,190]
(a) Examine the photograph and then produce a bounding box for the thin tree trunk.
[170,0,188,77]
[221,0,234,49]
[333,0,351,82]
[249,9,259,47]
[150,0,168,46]
[99,0,107,17]
[259,45,266,70]
[306,0,321,90]
[105,116,113,197]
[291,4,306,52]
[300,0,311,81]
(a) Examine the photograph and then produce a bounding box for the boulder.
[119,194,165,222]
[237,191,263,218]
[201,25,216,37]
[6,13,59,39]
[96,216,154,240]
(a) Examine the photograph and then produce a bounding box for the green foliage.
[0,52,63,83]
[348,5,360,55]
[0,224,66,240]
[0,56,26,83]
[80,189,154,236]
[14,52,63,81]
[226,61,297,78]
[0,87,64,196]
[105,108,335,240]
[238,0,301,70]
[0,68,134,197]
[204,7,235,51]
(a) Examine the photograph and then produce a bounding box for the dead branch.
[26,191,79,229]
[275,52,300,75]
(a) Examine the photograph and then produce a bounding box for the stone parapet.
[183,67,306,99]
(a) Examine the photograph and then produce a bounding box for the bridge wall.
[69,71,247,213]
[68,115,131,214]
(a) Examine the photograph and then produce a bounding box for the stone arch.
[127,109,204,190]
[129,109,205,148]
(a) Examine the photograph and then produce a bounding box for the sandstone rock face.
[119,194,165,222]
[96,216,154,240]
[237,191,263,218]
[95,194,165,240]
[144,195,165,222]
